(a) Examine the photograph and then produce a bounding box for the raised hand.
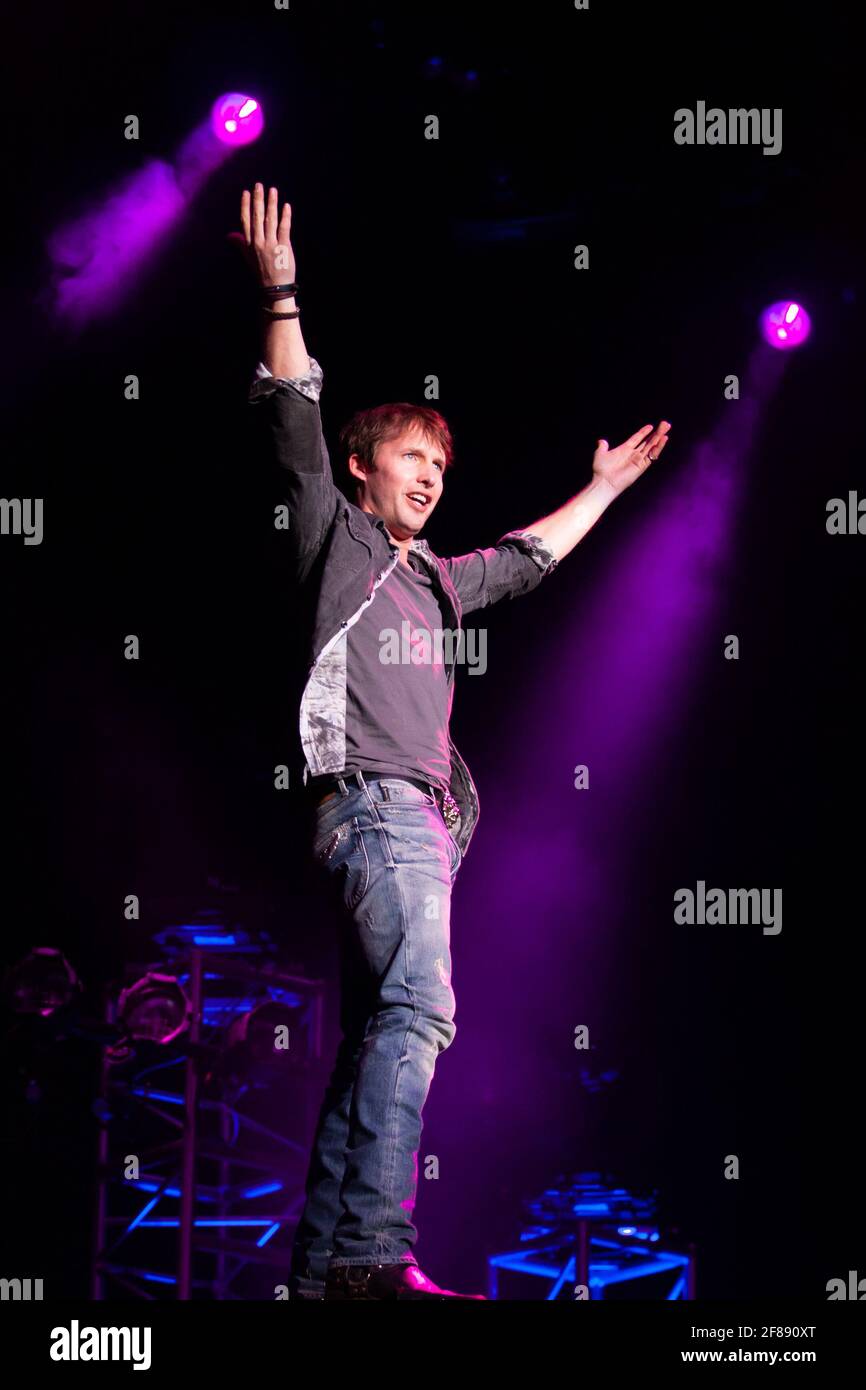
[229,183,296,290]
[592,420,671,495]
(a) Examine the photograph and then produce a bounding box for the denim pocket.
[313,817,353,864]
[439,814,463,878]
[313,815,370,909]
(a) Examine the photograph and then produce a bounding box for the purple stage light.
[211,92,264,146]
[760,299,812,350]
[47,97,260,325]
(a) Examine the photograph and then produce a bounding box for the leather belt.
[307,770,462,832]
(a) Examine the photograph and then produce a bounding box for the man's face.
[349,428,445,540]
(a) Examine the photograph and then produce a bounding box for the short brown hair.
[338,403,455,488]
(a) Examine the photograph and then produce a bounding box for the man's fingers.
[623,423,654,449]
[247,184,288,246]
[252,181,265,243]
[264,185,279,240]
[637,420,670,448]
[644,422,672,460]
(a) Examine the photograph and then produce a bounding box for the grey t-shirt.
[342,554,452,791]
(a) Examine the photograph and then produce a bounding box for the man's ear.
[347,452,369,485]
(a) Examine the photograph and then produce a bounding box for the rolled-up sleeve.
[248,355,324,404]
[440,530,558,615]
[247,356,339,582]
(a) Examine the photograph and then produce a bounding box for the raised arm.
[234,184,339,581]
[232,183,310,379]
[524,420,672,563]
[441,422,672,613]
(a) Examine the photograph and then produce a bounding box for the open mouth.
[406,493,431,512]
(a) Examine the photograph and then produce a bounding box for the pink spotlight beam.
[45,94,265,326]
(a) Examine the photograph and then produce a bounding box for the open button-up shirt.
[249,357,558,858]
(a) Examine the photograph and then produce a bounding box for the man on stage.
[238,183,670,1300]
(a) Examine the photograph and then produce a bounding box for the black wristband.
[261,307,301,319]
[261,282,299,298]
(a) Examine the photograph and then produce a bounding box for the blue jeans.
[290,773,463,1296]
